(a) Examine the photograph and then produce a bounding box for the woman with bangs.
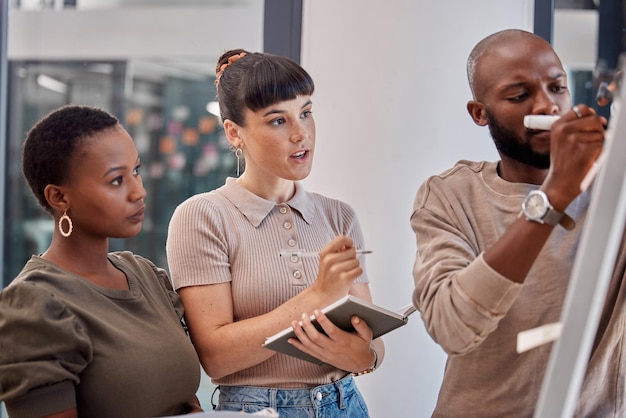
[166,49,383,417]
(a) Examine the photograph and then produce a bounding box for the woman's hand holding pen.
[284,235,378,372]
[309,235,363,303]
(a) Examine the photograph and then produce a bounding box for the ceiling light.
[36,74,68,94]
[206,101,220,118]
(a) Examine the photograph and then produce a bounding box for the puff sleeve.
[0,282,92,415]
[135,253,186,322]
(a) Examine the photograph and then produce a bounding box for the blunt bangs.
[242,58,314,111]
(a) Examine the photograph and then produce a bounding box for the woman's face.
[61,125,146,239]
[235,95,315,183]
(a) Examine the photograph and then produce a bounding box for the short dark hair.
[22,104,119,213]
[215,49,315,126]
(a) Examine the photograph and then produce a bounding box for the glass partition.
[3,0,264,282]
[4,58,232,278]
[554,0,625,117]
[2,1,264,414]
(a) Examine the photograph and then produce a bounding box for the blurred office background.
[1,1,622,417]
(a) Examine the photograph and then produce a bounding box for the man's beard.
[486,108,550,169]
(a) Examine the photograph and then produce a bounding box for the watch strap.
[543,207,576,230]
[557,212,576,230]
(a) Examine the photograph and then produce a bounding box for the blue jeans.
[214,374,370,418]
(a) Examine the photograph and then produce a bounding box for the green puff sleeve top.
[0,252,201,418]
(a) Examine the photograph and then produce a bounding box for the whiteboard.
[534,64,626,417]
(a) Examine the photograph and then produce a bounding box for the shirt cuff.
[6,380,76,418]
[455,253,522,315]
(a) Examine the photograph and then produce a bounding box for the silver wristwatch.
[521,190,575,230]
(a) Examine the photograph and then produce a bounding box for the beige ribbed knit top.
[166,177,368,387]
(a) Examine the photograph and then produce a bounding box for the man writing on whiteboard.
[410,28,626,417]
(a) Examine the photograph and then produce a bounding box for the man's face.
[473,37,572,168]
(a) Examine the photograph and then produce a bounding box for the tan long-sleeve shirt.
[412,160,626,418]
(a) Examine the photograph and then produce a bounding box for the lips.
[527,129,551,140]
[534,131,551,140]
[128,206,146,222]
[291,149,309,159]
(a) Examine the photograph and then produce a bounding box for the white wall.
[300,2,532,417]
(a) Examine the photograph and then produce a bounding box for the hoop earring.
[235,148,243,177]
[58,209,73,238]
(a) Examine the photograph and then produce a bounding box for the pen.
[279,249,373,258]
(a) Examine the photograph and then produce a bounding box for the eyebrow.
[505,72,566,88]
[103,156,140,178]
[262,100,313,117]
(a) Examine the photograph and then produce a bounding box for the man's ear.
[223,119,243,150]
[467,100,489,126]
[44,184,68,215]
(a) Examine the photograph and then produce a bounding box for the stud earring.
[58,209,73,238]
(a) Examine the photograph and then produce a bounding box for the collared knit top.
[166,177,368,387]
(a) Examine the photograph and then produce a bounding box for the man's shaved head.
[467,29,558,100]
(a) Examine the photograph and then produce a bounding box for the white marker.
[523,114,605,191]
[517,322,563,353]
[523,115,561,130]
[580,158,604,192]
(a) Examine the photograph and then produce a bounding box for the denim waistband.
[215,374,357,410]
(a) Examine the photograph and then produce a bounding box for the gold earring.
[235,148,243,176]
[58,209,73,237]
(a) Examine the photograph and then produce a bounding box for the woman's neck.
[236,174,296,203]
[41,236,129,290]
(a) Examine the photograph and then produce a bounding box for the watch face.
[524,192,548,219]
